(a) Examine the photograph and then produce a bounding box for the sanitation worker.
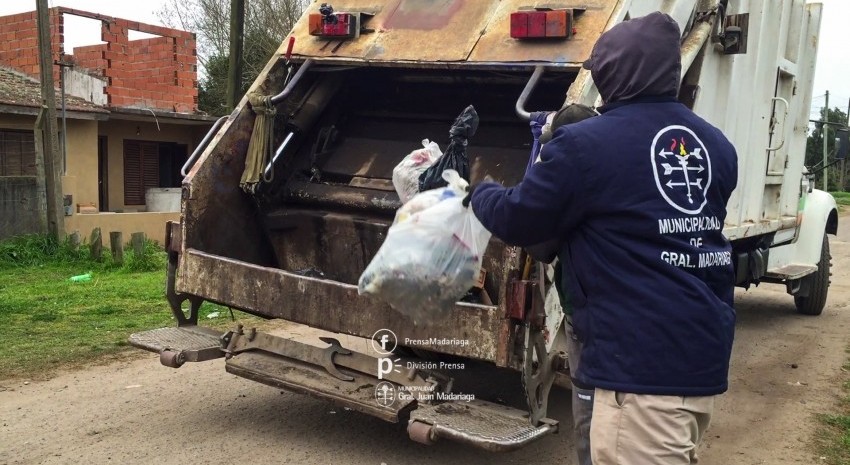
[465,11,738,464]
[528,102,599,465]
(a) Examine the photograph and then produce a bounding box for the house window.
[0,130,36,176]
[123,140,160,205]
[123,140,187,206]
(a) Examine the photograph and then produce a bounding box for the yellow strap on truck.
[240,92,276,193]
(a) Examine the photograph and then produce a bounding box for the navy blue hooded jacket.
[471,12,738,396]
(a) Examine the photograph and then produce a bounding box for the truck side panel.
[687,0,820,241]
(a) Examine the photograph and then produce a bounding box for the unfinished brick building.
[0,7,216,243]
[0,7,199,113]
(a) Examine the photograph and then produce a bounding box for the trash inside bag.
[358,170,492,324]
[418,105,479,192]
[392,139,442,204]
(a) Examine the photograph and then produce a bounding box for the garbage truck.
[129,0,839,451]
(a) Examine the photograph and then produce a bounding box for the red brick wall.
[0,10,63,82]
[72,43,108,75]
[98,18,198,113]
[0,8,198,113]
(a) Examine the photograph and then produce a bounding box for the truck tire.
[794,233,831,316]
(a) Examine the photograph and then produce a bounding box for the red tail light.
[309,12,358,38]
[511,9,573,39]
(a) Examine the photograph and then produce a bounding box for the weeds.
[0,234,165,272]
[831,191,850,207]
[816,350,850,464]
[0,234,87,268]
[123,238,166,272]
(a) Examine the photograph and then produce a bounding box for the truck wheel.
[794,233,831,316]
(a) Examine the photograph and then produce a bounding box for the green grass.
[0,235,259,380]
[830,192,850,215]
[831,191,850,207]
[816,354,850,464]
[0,233,165,272]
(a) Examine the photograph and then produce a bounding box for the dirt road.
[1,216,848,465]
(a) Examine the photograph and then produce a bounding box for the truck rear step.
[128,326,225,368]
[409,400,558,452]
[766,263,818,280]
[130,325,558,450]
[226,350,558,450]
[225,351,415,423]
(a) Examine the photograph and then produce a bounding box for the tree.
[158,0,308,116]
[806,106,849,192]
[197,54,230,116]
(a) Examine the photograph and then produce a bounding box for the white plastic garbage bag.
[358,170,491,324]
[392,139,442,204]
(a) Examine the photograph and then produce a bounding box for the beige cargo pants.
[590,389,715,465]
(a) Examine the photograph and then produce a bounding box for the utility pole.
[226,0,245,111]
[36,0,65,239]
[822,90,829,191]
[842,97,850,192]
[32,110,48,233]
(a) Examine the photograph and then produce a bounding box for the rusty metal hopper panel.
[468,0,619,64]
[290,0,499,62]
[289,0,619,66]
[176,249,506,362]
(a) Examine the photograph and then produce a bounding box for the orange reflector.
[309,14,323,35]
[545,10,568,37]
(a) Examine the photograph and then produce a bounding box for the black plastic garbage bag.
[418,105,479,191]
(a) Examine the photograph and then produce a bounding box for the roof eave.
[0,103,109,120]
[106,106,219,125]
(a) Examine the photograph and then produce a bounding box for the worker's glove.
[539,103,599,144]
[461,184,475,208]
[537,111,557,145]
[461,175,496,208]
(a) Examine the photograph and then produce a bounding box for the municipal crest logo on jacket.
[652,126,712,215]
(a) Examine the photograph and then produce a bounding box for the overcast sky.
[0,0,847,116]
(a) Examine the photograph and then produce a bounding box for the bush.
[123,238,166,272]
[0,234,87,268]
[831,191,850,206]
[0,233,166,272]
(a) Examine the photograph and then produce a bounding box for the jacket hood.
[583,12,682,103]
